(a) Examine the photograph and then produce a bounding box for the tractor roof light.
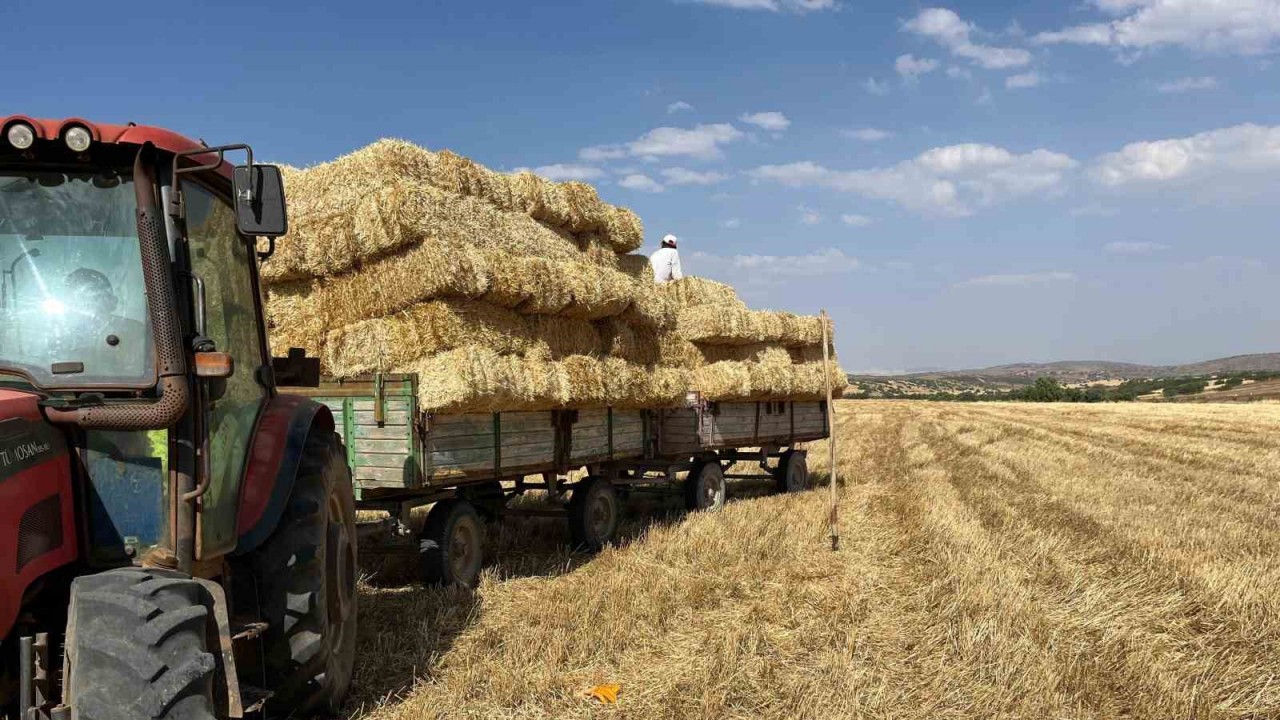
[7,123,35,150]
[64,126,92,153]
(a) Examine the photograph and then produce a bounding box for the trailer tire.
[420,500,485,587]
[65,567,216,720]
[568,477,620,552]
[774,450,810,493]
[685,461,727,512]
[249,429,358,717]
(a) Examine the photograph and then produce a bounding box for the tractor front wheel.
[64,567,217,720]
[247,429,358,716]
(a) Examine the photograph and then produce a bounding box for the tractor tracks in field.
[910,412,1280,718]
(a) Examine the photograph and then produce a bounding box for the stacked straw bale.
[263,140,677,413]
[656,278,848,402]
[263,140,845,412]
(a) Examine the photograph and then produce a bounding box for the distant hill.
[859,353,1280,384]
[849,353,1280,397]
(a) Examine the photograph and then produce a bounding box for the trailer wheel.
[685,461,727,512]
[774,450,810,493]
[65,567,216,720]
[248,429,358,716]
[568,477,620,551]
[420,500,485,587]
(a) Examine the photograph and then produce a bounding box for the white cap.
[662,234,678,247]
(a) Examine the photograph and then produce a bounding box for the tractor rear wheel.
[249,429,358,716]
[64,567,216,720]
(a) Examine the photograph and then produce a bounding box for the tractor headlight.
[6,123,35,150]
[64,126,92,153]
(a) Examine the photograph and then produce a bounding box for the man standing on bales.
[650,234,683,284]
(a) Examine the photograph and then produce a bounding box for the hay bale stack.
[649,276,847,402]
[265,137,845,412]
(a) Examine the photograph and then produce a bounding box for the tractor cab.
[0,117,355,720]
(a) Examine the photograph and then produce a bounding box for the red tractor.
[0,117,357,719]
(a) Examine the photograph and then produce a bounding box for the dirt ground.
[344,400,1280,719]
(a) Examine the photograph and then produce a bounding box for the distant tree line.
[849,371,1280,403]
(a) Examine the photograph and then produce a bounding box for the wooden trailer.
[285,374,830,587]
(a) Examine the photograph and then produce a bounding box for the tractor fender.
[233,394,334,556]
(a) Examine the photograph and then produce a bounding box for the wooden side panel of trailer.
[569,409,645,465]
[657,400,829,456]
[423,411,556,483]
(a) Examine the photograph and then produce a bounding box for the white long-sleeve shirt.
[650,247,683,283]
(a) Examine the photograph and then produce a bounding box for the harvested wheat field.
[348,400,1280,719]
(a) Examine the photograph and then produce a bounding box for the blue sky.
[8,0,1280,372]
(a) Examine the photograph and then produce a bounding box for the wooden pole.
[821,309,839,552]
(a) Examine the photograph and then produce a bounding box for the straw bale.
[691,357,848,402]
[677,304,826,347]
[698,342,827,364]
[622,282,677,330]
[264,280,331,358]
[658,277,744,309]
[560,182,610,233]
[617,253,652,282]
[400,346,562,414]
[321,300,603,377]
[395,346,686,414]
[658,336,705,370]
[578,233,619,268]
[603,208,645,254]
[598,318,665,365]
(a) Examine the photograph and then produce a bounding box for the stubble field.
[346,400,1280,719]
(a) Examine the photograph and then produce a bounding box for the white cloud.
[844,128,894,142]
[1091,123,1280,186]
[895,54,941,78]
[1157,76,1217,93]
[691,248,861,277]
[862,77,890,95]
[841,213,873,226]
[618,174,666,193]
[1105,240,1169,254]
[628,123,745,160]
[946,65,973,79]
[1033,0,1280,56]
[956,271,1076,288]
[685,0,838,11]
[519,164,605,182]
[739,111,792,131]
[798,205,823,224]
[750,143,1077,216]
[904,8,1033,69]
[1005,71,1042,89]
[660,167,730,185]
[719,218,742,228]
[667,100,694,114]
[578,144,628,162]
[581,124,745,163]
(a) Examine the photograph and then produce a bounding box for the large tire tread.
[246,428,357,717]
[67,567,216,720]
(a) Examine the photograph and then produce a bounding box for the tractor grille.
[17,494,63,572]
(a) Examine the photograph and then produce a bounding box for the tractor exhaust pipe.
[44,143,190,430]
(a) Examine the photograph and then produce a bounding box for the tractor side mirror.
[232,164,288,238]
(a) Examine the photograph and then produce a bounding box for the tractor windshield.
[0,171,155,389]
